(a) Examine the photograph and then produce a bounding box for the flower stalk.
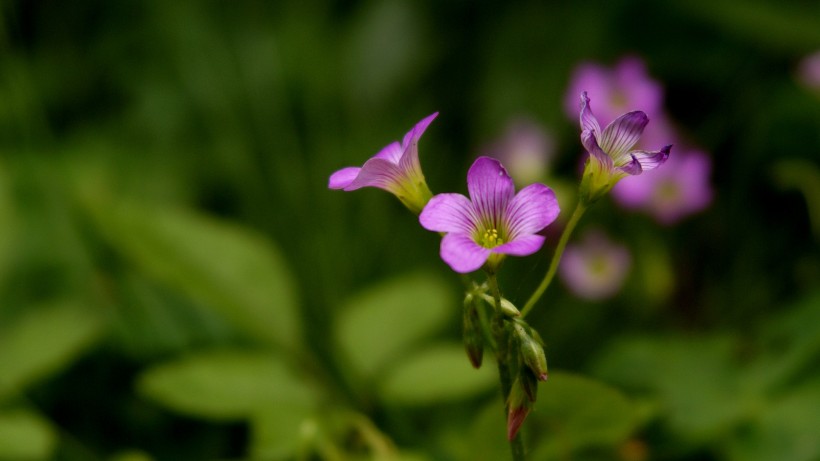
[487,272,527,461]
[521,200,587,317]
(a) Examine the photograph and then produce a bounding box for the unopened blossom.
[559,230,631,300]
[578,92,671,204]
[613,149,713,224]
[485,117,555,186]
[329,113,437,213]
[419,157,560,273]
[565,56,663,124]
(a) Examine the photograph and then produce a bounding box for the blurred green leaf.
[528,372,640,458]
[461,402,511,461]
[0,301,105,401]
[85,201,301,350]
[0,159,15,288]
[378,343,496,405]
[673,1,820,53]
[0,409,56,461]
[343,0,429,108]
[748,291,820,392]
[592,335,750,441]
[137,349,317,420]
[336,272,453,377]
[250,403,314,461]
[723,379,820,461]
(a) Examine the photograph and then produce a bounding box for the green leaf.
[528,372,639,457]
[0,301,105,401]
[723,380,820,461]
[749,292,820,392]
[86,201,300,350]
[0,159,15,288]
[250,404,314,461]
[336,272,453,377]
[0,409,56,460]
[137,349,317,420]
[378,343,496,405]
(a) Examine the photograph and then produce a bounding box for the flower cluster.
[328,90,674,447]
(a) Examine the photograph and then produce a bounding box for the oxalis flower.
[328,113,437,214]
[420,156,560,273]
[578,91,671,204]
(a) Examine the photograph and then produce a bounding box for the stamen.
[481,228,504,248]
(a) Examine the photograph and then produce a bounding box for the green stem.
[521,200,588,318]
[487,273,526,461]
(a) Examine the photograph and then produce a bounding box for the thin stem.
[521,201,588,318]
[487,272,526,461]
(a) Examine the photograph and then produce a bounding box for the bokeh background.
[0,1,818,460]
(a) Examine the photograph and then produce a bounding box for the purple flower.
[578,92,671,204]
[559,230,631,300]
[565,56,663,124]
[484,117,555,186]
[329,113,438,213]
[419,157,560,273]
[612,149,713,224]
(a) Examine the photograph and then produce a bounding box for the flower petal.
[581,130,614,169]
[344,158,403,192]
[505,183,560,237]
[401,112,439,152]
[493,234,546,257]
[579,92,602,140]
[399,112,438,179]
[600,111,648,160]
[617,154,643,176]
[467,157,515,228]
[328,167,361,190]
[632,144,672,171]
[440,233,491,273]
[419,193,477,234]
[373,141,403,164]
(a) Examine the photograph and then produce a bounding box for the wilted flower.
[419,157,560,273]
[565,56,663,124]
[577,92,671,204]
[328,113,437,213]
[559,230,631,300]
[613,149,713,224]
[484,117,555,186]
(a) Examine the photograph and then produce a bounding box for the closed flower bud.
[480,293,521,318]
[520,368,539,402]
[506,376,534,440]
[515,323,549,381]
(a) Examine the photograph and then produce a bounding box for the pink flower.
[559,230,632,300]
[612,148,713,224]
[419,157,560,273]
[565,56,664,124]
[329,113,437,213]
[484,117,555,186]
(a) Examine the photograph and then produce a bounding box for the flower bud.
[479,294,521,318]
[506,376,534,440]
[462,294,484,369]
[515,323,549,381]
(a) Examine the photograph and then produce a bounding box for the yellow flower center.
[480,228,504,249]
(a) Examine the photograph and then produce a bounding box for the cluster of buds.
[462,284,548,440]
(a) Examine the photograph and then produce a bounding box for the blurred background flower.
[559,229,632,300]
